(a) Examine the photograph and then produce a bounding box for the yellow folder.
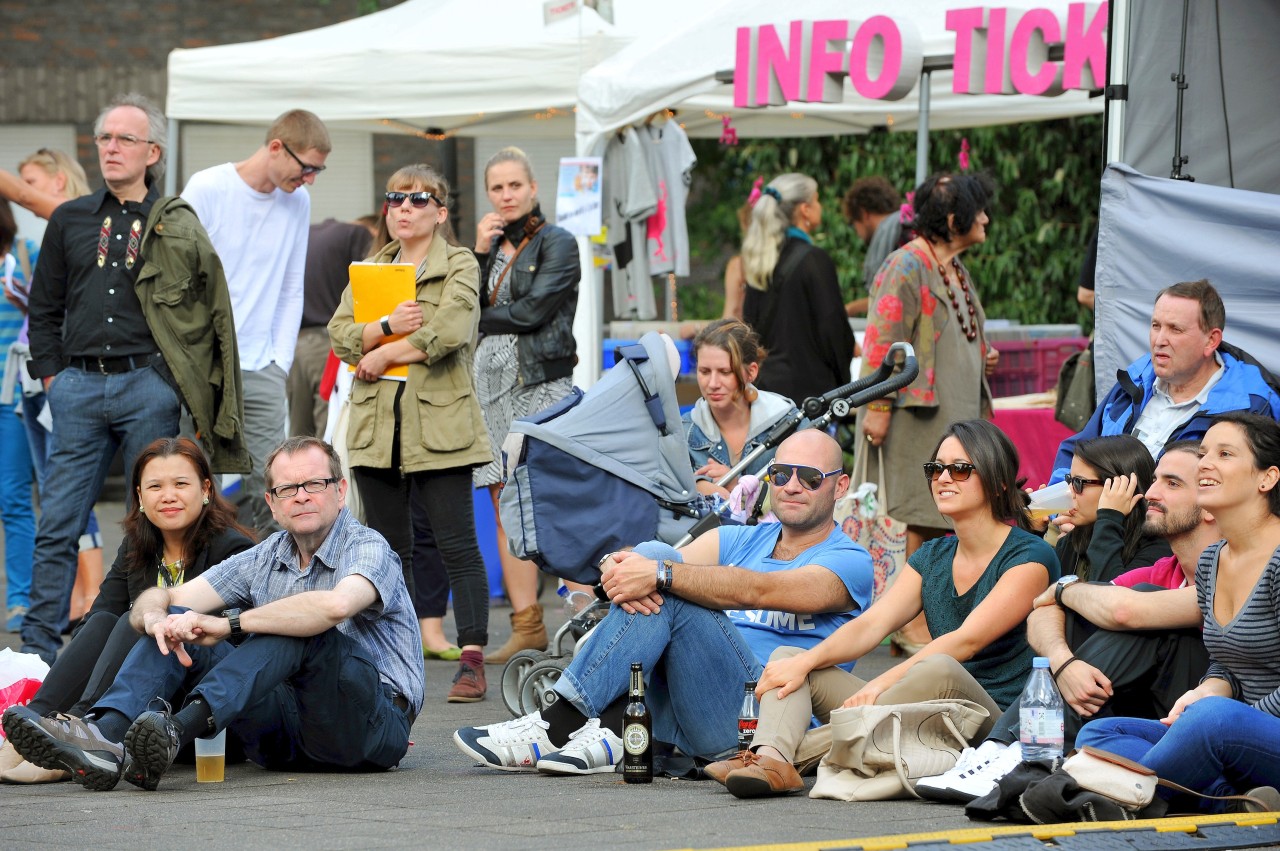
[349,262,417,380]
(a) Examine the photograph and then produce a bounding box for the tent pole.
[165,118,180,196]
[915,70,931,186]
[1103,0,1131,166]
[571,235,602,388]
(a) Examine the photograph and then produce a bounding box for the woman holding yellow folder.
[329,163,493,703]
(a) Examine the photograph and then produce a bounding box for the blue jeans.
[19,365,180,663]
[1076,696,1280,811]
[94,625,412,771]
[22,390,103,550]
[0,400,34,609]
[554,542,761,760]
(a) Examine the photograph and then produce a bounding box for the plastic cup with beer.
[195,728,226,783]
[1028,480,1073,521]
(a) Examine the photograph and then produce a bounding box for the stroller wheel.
[519,657,570,716]
[501,650,549,717]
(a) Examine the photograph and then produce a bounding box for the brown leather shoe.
[703,751,755,786]
[725,754,804,798]
[447,659,488,703]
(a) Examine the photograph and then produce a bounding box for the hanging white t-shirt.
[643,121,697,278]
[182,162,309,373]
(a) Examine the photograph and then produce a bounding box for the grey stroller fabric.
[499,332,702,584]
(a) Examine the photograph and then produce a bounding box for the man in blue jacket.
[1052,279,1280,483]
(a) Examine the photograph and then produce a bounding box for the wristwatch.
[1054,575,1081,608]
[223,608,243,638]
[379,315,394,336]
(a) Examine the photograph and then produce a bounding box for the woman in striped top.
[1076,411,1280,810]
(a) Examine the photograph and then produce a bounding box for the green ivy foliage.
[681,115,1102,332]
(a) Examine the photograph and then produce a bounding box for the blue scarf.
[785,226,812,244]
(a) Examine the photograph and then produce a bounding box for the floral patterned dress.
[855,241,992,528]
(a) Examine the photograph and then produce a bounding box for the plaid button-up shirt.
[201,508,425,714]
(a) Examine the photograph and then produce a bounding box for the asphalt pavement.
[0,498,975,850]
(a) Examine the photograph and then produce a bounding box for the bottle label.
[1019,707,1064,747]
[623,723,649,755]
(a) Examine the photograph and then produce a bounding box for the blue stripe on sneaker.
[533,743,541,761]
[602,739,613,764]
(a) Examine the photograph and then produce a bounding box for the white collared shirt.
[1131,352,1224,458]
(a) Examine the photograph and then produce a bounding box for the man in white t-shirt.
[182,110,331,533]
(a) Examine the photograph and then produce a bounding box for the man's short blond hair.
[266,109,331,155]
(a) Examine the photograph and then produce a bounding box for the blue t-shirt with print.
[717,522,873,671]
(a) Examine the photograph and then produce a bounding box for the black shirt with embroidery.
[27,184,161,378]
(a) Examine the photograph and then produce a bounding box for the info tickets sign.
[733,2,1107,108]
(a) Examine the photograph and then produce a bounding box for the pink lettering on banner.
[849,15,921,101]
[755,20,804,107]
[946,7,989,95]
[1064,2,1107,90]
[982,7,1013,94]
[734,26,753,109]
[1010,8,1063,95]
[802,19,850,103]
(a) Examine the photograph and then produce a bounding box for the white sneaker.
[916,740,1022,803]
[453,712,559,771]
[535,719,623,775]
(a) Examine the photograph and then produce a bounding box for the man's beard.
[1143,505,1201,539]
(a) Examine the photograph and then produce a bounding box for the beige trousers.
[754,647,1001,768]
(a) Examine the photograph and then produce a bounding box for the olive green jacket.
[328,236,492,474]
[137,197,250,472]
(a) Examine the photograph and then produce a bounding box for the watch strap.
[380,315,393,336]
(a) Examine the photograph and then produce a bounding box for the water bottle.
[737,680,759,751]
[1018,656,1064,761]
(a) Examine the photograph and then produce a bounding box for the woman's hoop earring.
[744,383,759,403]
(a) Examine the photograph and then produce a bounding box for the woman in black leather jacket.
[472,147,580,663]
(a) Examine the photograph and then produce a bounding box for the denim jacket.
[682,390,797,477]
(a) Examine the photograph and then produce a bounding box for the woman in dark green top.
[708,419,1059,798]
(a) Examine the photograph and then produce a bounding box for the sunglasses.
[764,463,842,491]
[385,191,441,209]
[922,461,977,482]
[1065,474,1105,494]
[281,141,326,176]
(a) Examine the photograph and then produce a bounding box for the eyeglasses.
[764,463,842,491]
[1065,475,1106,494]
[922,461,977,482]
[93,133,155,149]
[268,477,339,500]
[281,141,327,176]
[386,191,441,209]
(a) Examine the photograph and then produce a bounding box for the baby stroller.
[496,333,918,715]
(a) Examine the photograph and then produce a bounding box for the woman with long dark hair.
[1055,434,1170,584]
[856,172,1000,654]
[0,438,252,783]
[1076,412,1280,812]
[706,419,1058,798]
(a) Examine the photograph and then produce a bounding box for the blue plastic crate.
[602,337,695,375]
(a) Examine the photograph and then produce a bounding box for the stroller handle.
[715,342,919,489]
[801,342,919,421]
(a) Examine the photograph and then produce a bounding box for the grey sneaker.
[1,706,123,791]
[123,709,183,791]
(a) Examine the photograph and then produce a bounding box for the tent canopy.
[166,0,694,137]
[575,0,1103,153]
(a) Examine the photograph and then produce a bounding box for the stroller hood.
[510,331,698,505]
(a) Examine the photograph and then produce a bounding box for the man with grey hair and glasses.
[20,92,246,664]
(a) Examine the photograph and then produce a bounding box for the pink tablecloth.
[992,407,1075,489]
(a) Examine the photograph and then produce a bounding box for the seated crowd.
[0,90,1277,818]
